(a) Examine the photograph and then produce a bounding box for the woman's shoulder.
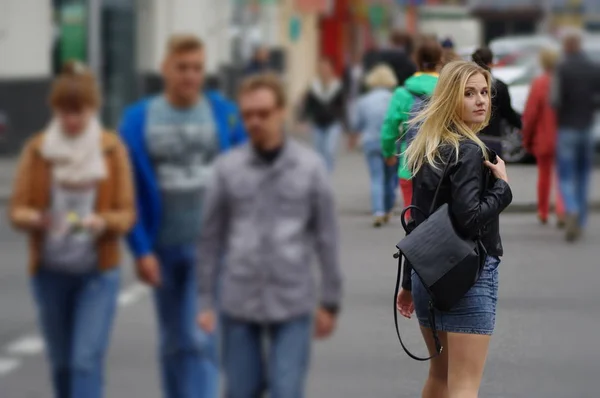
[532,73,551,91]
[101,130,127,153]
[25,132,46,149]
[101,129,119,141]
[441,141,487,170]
[18,132,48,158]
[458,140,485,155]
[361,89,391,103]
[438,140,482,159]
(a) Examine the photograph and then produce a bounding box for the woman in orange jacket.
[522,48,565,226]
[9,61,135,398]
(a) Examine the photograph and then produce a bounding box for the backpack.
[402,92,430,146]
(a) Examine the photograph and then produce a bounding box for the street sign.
[58,3,87,64]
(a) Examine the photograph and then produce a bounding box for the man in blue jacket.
[119,34,246,398]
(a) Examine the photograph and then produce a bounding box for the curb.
[1,194,600,214]
[505,202,600,213]
[337,201,600,216]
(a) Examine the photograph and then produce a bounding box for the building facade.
[0,0,54,153]
[0,0,327,154]
[0,0,248,154]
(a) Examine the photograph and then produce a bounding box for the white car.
[489,35,559,65]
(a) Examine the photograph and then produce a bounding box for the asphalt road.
[1,150,599,397]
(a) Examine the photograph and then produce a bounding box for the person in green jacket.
[381,40,443,218]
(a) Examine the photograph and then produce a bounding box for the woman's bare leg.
[420,326,449,398]
[447,332,491,398]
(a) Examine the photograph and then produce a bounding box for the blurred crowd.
[6,23,600,398]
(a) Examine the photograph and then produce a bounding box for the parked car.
[489,35,559,65]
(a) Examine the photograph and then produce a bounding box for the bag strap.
[394,148,454,361]
[428,149,455,215]
[393,253,443,360]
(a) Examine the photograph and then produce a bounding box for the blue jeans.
[312,123,341,172]
[31,267,120,398]
[154,245,219,398]
[363,142,397,216]
[557,128,594,227]
[221,315,312,398]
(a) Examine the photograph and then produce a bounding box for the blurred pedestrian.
[471,47,522,158]
[521,48,565,227]
[398,60,512,398]
[342,49,365,134]
[350,64,398,227]
[550,30,600,241]
[118,34,247,398]
[440,36,461,65]
[197,73,343,398]
[9,61,135,398]
[363,29,416,87]
[381,39,443,219]
[244,44,271,77]
[301,57,345,172]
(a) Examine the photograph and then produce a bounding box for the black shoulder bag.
[393,151,487,361]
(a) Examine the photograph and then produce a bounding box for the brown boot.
[373,216,385,228]
[383,212,393,224]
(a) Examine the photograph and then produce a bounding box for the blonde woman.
[396,61,513,398]
[351,64,398,226]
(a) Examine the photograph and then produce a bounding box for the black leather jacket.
[402,141,513,290]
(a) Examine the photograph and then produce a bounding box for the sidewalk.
[1,149,599,213]
[329,147,600,215]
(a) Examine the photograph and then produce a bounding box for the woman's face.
[55,107,94,136]
[461,73,489,127]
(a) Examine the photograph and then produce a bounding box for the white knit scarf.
[41,117,107,185]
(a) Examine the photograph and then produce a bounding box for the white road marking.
[117,283,149,306]
[0,282,150,378]
[0,358,21,376]
[5,335,44,356]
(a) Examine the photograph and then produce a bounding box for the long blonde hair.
[404,60,491,173]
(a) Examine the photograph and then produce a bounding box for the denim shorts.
[412,256,500,335]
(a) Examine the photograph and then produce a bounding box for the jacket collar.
[247,136,297,169]
[310,79,342,102]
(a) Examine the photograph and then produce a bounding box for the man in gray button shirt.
[197,73,343,397]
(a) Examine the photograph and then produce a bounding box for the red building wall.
[318,0,351,74]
